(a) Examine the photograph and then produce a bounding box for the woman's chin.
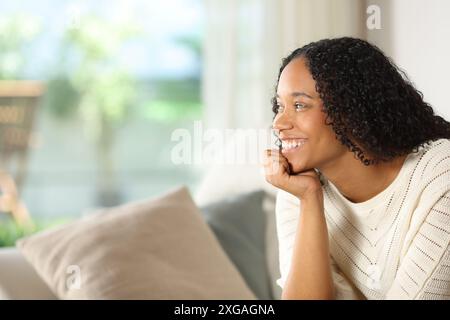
[286,158,307,174]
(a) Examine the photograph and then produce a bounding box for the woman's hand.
[263,148,323,200]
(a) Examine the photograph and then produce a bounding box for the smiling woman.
[272,57,341,176]
[263,37,450,300]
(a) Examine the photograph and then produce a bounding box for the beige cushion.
[16,185,256,300]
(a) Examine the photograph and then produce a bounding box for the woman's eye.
[273,102,304,113]
[275,104,284,113]
[294,103,306,111]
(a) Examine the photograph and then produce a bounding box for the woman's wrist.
[297,188,324,203]
[297,189,325,217]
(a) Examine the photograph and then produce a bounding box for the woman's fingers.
[263,148,290,186]
[262,148,323,198]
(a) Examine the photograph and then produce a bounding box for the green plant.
[0,220,30,247]
[62,16,138,138]
[45,15,140,206]
[141,78,202,123]
[0,217,73,247]
[0,13,41,79]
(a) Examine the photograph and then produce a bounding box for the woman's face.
[273,57,348,174]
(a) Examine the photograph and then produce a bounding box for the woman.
[263,37,450,300]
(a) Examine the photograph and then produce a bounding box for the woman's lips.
[281,143,306,154]
[281,139,307,154]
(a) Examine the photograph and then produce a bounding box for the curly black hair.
[271,37,450,166]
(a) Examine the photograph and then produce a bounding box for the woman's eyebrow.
[276,92,314,99]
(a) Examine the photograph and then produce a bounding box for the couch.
[0,141,282,300]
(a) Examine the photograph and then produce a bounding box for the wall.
[366,0,450,121]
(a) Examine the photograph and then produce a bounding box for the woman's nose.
[272,111,293,132]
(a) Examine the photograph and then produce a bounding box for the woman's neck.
[318,153,408,204]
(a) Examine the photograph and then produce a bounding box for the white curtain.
[202,0,366,131]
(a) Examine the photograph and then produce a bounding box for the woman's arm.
[263,148,335,299]
[281,191,335,300]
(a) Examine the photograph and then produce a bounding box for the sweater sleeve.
[274,189,299,291]
[385,189,450,299]
[274,189,364,299]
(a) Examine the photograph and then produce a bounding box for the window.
[0,0,204,224]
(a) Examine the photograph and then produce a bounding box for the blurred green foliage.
[141,78,202,123]
[0,217,73,247]
[0,13,41,79]
[45,15,139,142]
[43,14,204,129]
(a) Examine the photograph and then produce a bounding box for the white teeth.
[282,139,306,150]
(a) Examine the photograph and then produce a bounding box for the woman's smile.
[281,138,308,154]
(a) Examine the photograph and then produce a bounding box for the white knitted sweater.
[275,138,450,299]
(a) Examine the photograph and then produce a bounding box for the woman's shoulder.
[410,138,450,193]
[421,137,450,153]
[414,138,450,171]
